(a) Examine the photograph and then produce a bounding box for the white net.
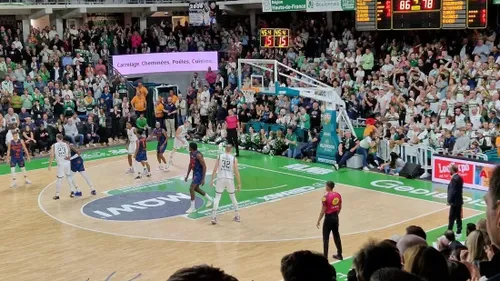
[241,89,256,104]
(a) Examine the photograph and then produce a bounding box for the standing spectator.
[205,67,217,87]
[131,90,147,116]
[97,108,109,146]
[164,96,177,138]
[22,124,36,156]
[225,108,239,157]
[64,118,83,146]
[154,99,164,126]
[359,131,377,171]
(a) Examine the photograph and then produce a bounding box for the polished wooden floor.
[0,151,482,281]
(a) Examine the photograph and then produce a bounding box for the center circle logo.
[82,191,204,221]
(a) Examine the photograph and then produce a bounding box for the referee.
[447,164,464,236]
[225,108,239,157]
[316,181,343,260]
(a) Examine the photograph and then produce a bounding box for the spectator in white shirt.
[64,119,84,146]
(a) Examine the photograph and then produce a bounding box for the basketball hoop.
[241,87,258,104]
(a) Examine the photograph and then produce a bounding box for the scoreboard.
[355,0,487,30]
[260,28,290,48]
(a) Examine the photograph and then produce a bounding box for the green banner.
[306,0,355,11]
[494,0,500,4]
[262,0,307,12]
[316,110,339,165]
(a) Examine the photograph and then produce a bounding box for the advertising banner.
[112,52,218,76]
[262,0,307,12]
[189,1,217,26]
[306,0,355,12]
[431,155,495,191]
[316,110,339,165]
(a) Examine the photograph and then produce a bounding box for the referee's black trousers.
[448,204,463,234]
[227,128,239,155]
[323,213,342,257]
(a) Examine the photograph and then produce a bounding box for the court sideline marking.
[36,154,469,243]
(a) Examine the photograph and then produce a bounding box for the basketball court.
[0,143,486,281]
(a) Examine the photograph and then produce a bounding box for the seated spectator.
[334,130,360,170]
[22,124,36,156]
[97,108,109,146]
[167,265,238,281]
[63,118,83,146]
[83,116,99,146]
[36,123,50,154]
[352,239,402,281]
[358,131,377,171]
[136,112,149,137]
[280,250,336,281]
[396,234,427,260]
[406,225,427,240]
[285,127,300,159]
[379,152,406,176]
[300,128,320,162]
[444,230,464,251]
[370,268,425,281]
[403,245,450,281]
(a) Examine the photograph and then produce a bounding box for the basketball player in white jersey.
[209,144,241,225]
[125,121,137,174]
[48,134,79,200]
[167,119,190,168]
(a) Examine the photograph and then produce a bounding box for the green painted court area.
[0,141,488,280]
[106,163,325,220]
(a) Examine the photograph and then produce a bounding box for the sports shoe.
[185,207,196,214]
[74,191,82,197]
[126,168,134,174]
[363,166,370,171]
[234,215,241,222]
[53,195,60,200]
[333,164,339,170]
[70,191,75,198]
[368,164,375,169]
[211,217,217,225]
[146,173,152,178]
[156,166,163,171]
[10,181,17,188]
[205,200,213,208]
[134,175,142,180]
[91,190,97,195]
[332,254,343,260]
[25,178,32,184]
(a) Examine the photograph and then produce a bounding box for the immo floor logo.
[82,191,203,221]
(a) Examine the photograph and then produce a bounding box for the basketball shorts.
[127,143,136,155]
[157,144,167,154]
[57,161,71,178]
[10,157,25,168]
[71,158,85,173]
[174,138,187,150]
[135,151,147,162]
[192,172,203,185]
[215,178,235,194]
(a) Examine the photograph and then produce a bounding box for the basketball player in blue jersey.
[184,142,213,214]
[148,121,169,171]
[68,143,96,195]
[134,129,152,179]
[6,130,31,187]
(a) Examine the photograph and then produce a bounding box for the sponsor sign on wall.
[306,0,355,12]
[112,52,218,76]
[431,155,494,191]
[262,0,307,12]
[189,1,217,26]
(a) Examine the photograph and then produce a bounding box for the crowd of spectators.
[165,165,500,281]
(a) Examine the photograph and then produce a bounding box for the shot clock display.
[259,28,290,49]
[355,0,487,30]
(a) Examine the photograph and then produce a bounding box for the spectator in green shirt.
[285,127,300,159]
[299,107,310,130]
[136,112,149,137]
[11,91,22,113]
[20,90,33,110]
